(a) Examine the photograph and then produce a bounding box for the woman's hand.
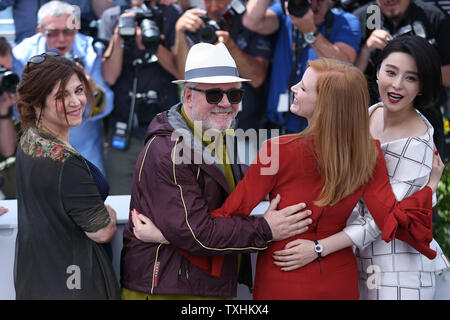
[272,238,317,271]
[427,147,445,193]
[131,209,169,244]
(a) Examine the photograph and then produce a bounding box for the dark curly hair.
[16,55,94,132]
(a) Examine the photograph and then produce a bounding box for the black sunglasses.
[25,50,60,72]
[191,87,244,104]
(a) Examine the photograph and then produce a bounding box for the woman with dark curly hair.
[14,52,120,299]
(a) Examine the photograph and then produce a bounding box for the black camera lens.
[197,18,222,44]
[198,25,219,44]
[140,19,160,45]
[287,0,311,18]
[118,5,164,52]
[2,73,19,92]
[186,15,223,44]
[0,69,19,94]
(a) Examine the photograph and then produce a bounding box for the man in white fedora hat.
[173,42,250,132]
[120,42,312,300]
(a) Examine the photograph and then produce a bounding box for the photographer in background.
[12,1,114,173]
[0,0,114,45]
[243,0,361,134]
[173,0,273,131]
[99,0,182,194]
[353,0,450,158]
[0,37,19,200]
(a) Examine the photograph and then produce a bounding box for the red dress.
[210,136,435,300]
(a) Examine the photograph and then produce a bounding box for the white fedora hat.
[172,42,250,84]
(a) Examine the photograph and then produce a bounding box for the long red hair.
[286,59,378,206]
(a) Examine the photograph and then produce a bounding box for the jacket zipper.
[151,244,163,294]
[178,260,190,281]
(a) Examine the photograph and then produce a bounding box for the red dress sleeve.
[201,139,278,277]
[210,139,278,218]
[363,141,436,259]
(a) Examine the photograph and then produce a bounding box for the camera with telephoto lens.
[282,0,311,18]
[188,0,246,44]
[0,67,19,96]
[188,15,223,44]
[118,2,164,50]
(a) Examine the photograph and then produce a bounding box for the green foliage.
[435,165,450,257]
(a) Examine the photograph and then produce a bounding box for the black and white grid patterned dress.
[344,103,450,300]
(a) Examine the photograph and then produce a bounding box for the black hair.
[376,35,442,109]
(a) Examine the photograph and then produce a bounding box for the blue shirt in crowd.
[0,0,96,44]
[267,4,361,133]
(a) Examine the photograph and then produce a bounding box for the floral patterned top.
[20,127,78,162]
[14,127,120,299]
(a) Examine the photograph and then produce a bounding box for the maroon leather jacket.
[120,104,272,297]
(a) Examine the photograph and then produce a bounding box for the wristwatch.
[314,240,323,260]
[304,29,320,45]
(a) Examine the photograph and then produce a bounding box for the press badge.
[277,91,290,112]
